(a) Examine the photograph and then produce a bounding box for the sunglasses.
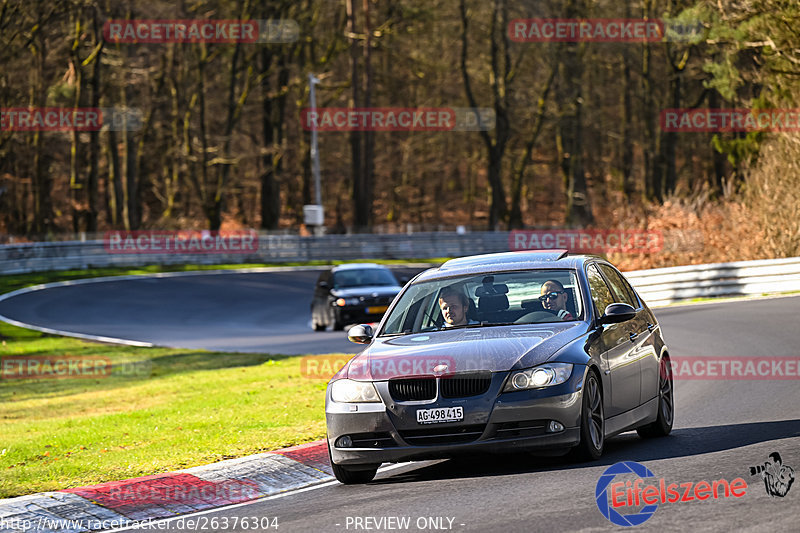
[539,291,565,301]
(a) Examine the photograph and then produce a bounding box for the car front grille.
[389,374,493,401]
[398,424,486,446]
[440,374,492,398]
[389,378,436,401]
[362,296,394,306]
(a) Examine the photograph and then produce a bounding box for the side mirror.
[317,281,330,290]
[598,303,636,325]
[348,324,374,344]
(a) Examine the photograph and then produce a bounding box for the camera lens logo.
[596,461,658,527]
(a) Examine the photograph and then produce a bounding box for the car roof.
[414,250,598,282]
[331,262,390,272]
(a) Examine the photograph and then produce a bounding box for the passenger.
[539,280,574,320]
[438,286,476,327]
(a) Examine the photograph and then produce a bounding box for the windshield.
[332,268,398,288]
[380,269,582,335]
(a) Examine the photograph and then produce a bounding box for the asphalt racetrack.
[1,270,799,532]
[0,268,423,355]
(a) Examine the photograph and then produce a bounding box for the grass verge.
[0,263,405,498]
[0,321,340,498]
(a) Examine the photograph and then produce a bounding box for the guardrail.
[0,233,510,275]
[626,256,800,305]
[1,233,799,306]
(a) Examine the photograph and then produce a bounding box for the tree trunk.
[360,0,375,229]
[347,0,366,231]
[32,32,52,234]
[86,15,104,232]
[558,0,593,227]
[509,64,556,228]
[459,0,510,230]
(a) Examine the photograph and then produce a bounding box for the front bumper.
[326,367,586,466]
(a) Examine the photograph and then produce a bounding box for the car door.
[600,264,660,405]
[586,263,641,417]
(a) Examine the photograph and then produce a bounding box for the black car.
[325,251,674,483]
[311,263,403,331]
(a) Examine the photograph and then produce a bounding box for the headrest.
[474,275,509,297]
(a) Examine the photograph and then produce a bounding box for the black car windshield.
[380,269,582,335]
[332,268,398,288]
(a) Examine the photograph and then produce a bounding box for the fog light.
[547,421,564,433]
[335,436,353,448]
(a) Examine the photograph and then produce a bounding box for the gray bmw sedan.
[325,251,674,483]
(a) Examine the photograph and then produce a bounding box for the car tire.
[332,315,345,331]
[637,356,674,438]
[327,441,378,484]
[570,369,604,462]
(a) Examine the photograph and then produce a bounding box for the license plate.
[416,406,463,424]
[367,305,388,314]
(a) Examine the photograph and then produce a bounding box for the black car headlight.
[504,363,573,392]
[330,379,381,403]
[335,298,361,307]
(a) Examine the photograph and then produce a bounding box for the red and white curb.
[0,441,330,532]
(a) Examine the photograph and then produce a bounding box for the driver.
[539,280,574,320]
[438,286,476,327]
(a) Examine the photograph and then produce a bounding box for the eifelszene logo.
[595,461,748,527]
[749,452,795,498]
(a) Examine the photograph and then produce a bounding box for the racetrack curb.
[0,440,331,532]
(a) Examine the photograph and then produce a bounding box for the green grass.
[0,321,345,498]
[0,260,447,498]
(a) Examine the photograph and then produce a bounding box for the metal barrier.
[1,233,799,306]
[625,257,800,305]
[0,232,510,275]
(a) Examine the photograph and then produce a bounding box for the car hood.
[331,286,401,298]
[340,322,588,380]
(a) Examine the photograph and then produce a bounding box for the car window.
[586,264,616,317]
[617,271,641,308]
[333,268,397,288]
[380,269,582,335]
[598,264,637,308]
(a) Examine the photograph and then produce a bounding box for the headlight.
[335,297,360,307]
[504,363,573,392]
[330,379,381,403]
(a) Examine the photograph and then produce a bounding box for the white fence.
[626,257,800,305]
